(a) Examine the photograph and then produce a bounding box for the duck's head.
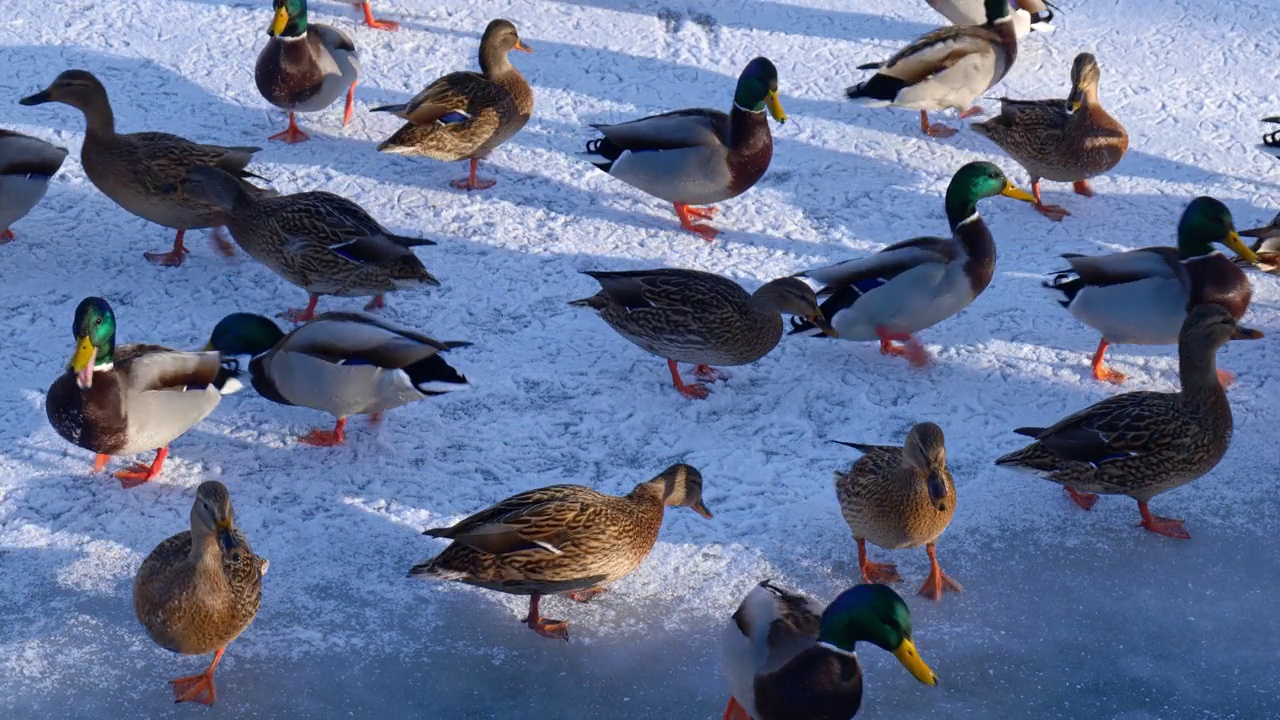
[817,584,938,686]
[981,0,1014,24]
[944,162,1035,226]
[206,313,286,356]
[268,0,309,38]
[482,19,532,55]
[1177,197,1257,264]
[649,464,713,519]
[734,57,786,124]
[903,422,950,512]
[754,277,836,336]
[191,481,242,553]
[67,297,116,390]
[20,70,106,112]
[1065,53,1100,112]
[1180,303,1263,350]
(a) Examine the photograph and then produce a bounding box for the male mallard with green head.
[207,312,469,446]
[584,57,787,240]
[571,269,834,399]
[374,19,533,190]
[834,423,959,602]
[790,162,1034,366]
[996,304,1262,539]
[847,0,1018,137]
[1045,196,1258,384]
[19,70,266,266]
[134,481,267,704]
[410,464,712,640]
[256,0,361,144]
[721,582,936,720]
[973,53,1128,221]
[45,298,242,487]
[0,129,67,242]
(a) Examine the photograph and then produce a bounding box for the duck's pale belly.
[1068,278,1188,345]
[0,174,51,229]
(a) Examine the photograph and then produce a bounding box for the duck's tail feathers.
[391,233,438,248]
[406,354,470,396]
[1012,427,1047,438]
[846,74,903,103]
[371,103,409,115]
[213,358,246,395]
[1042,271,1083,308]
[406,558,465,580]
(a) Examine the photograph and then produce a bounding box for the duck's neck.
[187,529,221,563]
[479,45,514,80]
[990,15,1019,68]
[944,195,997,293]
[729,103,770,151]
[1178,338,1227,400]
[81,94,116,139]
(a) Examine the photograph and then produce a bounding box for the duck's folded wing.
[425,485,591,555]
[282,312,454,366]
[1059,247,1186,287]
[592,109,730,151]
[879,27,999,84]
[118,349,229,391]
[1030,391,1179,464]
[385,72,490,124]
[799,236,958,294]
[274,193,411,263]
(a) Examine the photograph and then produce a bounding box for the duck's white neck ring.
[733,101,765,114]
[956,212,981,227]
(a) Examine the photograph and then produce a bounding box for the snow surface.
[2,0,1279,717]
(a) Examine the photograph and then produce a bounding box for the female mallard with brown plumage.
[584,57,786,240]
[996,304,1261,539]
[0,129,67,242]
[847,0,1018,138]
[834,422,959,602]
[45,297,243,487]
[174,166,439,322]
[972,53,1128,221]
[789,162,1034,366]
[206,312,470,446]
[255,0,361,144]
[409,464,713,641]
[570,269,835,399]
[720,581,936,720]
[1044,197,1258,384]
[19,70,265,266]
[374,19,533,190]
[134,481,267,705]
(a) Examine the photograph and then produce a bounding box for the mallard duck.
[789,162,1034,366]
[174,165,439,322]
[584,57,786,240]
[409,464,712,641]
[373,19,533,190]
[720,581,936,720]
[134,481,267,705]
[926,0,1056,38]
[972,53,1128,221]
[847,0,1018,138]
[1263,116,1280,149]
[569,270,835,399]
[255,0,361,144]
[996,304,1261,539]
[350,1,397,30]
[45,297,243,488]
[19,70,266,266]
[1239,211,1280,273]
[0,129,67,242]
[1044,196,1258,384]
[833,422,959,602]
[206,311,469,446]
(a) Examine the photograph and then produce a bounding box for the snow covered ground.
[2,0,1279,717]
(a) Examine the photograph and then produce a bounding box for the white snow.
[2,0,1279,717]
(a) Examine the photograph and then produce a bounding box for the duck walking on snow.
[847,0,1019,137]
[584,57,787,240]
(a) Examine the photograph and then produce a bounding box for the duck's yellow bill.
[269,6,289,36]
[1000,182,1037,203]
[1224,230,1260,265]
[70,336,96,389]
[892,637,938,686]
[766,91,787,124]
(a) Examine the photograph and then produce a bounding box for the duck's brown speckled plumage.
[570,269,828,366]
[375,19,532,161]
[973,53,1128,185]
[410,464,711,596]
[133,482,266,657]
[996,305,1257,505]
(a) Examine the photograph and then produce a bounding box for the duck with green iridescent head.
[1045,196,1259,385]
[583,57,787,240]
[44,298,243,487]
[790,162,1034,366]
[721,581,936,720]
[256,0,361,144]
